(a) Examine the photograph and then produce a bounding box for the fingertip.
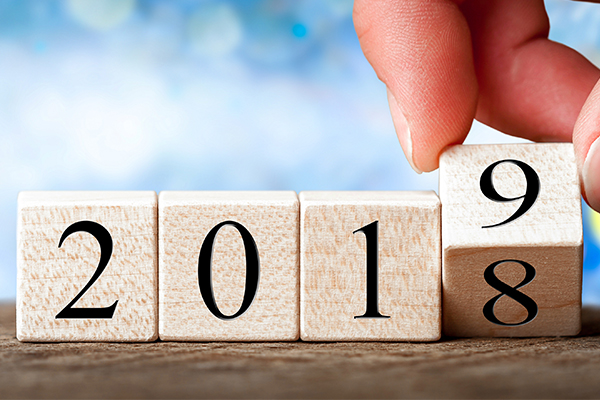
[582,137,600,213]
[387,89,422,174]
[574,79,600,213]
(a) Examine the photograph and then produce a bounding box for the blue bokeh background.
[1,0,600,303]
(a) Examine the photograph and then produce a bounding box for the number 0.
[198,221,260,320]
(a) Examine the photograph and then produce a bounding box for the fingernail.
[583,137,600,212]
[386,88,422,174]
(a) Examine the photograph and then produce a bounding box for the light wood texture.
[300,191,441,341]
[17,191,158,342]
[4,303,600,399]
[159,191,299,341]
[440,144,583,337]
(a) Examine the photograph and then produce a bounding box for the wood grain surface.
[3,303,600,398]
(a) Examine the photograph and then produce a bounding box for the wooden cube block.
[17,191,158,342]
[440,144,583,337]
[159,191,299,341]
[300,191,441,341]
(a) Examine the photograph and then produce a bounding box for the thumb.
[574,78,600,212]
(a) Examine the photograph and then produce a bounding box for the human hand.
[353,0,600,212]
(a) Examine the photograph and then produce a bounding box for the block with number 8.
[440,144,583,337]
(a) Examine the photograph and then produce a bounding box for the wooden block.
[17,191,158,342]
[158,191,299,341]
[300,191,441,341]
[440,144,583,337]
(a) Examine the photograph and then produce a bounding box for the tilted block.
[300,191,441,341]
[158,191,299,341]
[17,191,158,342]
[440,144,583,337]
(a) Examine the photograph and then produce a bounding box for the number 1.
[353,221,389,319]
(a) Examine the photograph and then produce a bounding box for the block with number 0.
[440,144,583,337]
[158,191,300,341]
[17,191,158,342]
[300,191,441,341]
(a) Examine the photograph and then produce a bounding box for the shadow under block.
[158,191,300,341]
[300,191,441,341]
[440,144,583,337]
[17,191,158,342]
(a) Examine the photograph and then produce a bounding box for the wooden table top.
[2,303,600,399]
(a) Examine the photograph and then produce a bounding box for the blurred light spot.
[243,16,312,65]
[590,208,600,245]
[66,0,135,30]
[188,3,242,58]
[34,40,47,53]
[292,23,307,38]
[325,0,354,18]
[572,2,594,23]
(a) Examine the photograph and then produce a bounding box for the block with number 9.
[440,144,583,337]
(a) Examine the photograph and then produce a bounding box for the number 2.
[55,220,118,319]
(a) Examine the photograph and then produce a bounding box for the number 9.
[480,159,540,229]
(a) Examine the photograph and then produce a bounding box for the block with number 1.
[300,191,441,341]
[440,144,582,337]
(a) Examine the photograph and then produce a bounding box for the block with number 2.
[440,144,583,337]
[17,192,158,342]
